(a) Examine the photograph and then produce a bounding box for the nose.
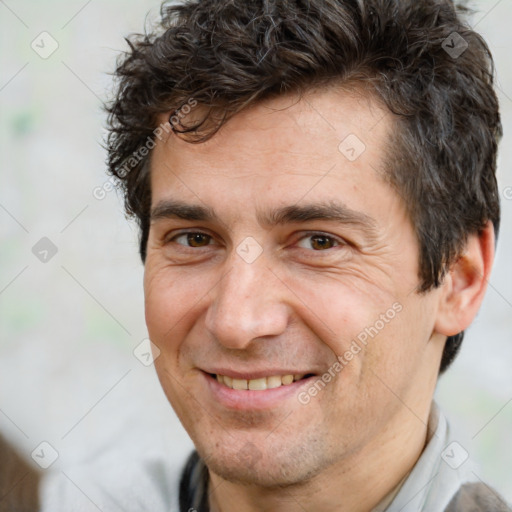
[204,253,289,350]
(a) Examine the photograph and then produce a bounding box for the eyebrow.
[258,202,376,232]
[151,200,214,222]
[150,199,377,237]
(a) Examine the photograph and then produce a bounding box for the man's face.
[144,88,446,487]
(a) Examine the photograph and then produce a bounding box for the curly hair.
[106,0,501,373]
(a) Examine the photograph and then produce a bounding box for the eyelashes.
[167,230,346,252]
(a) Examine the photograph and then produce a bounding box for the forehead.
[149,87,395,216]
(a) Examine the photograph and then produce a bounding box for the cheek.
[143,261,207,345]
[287,271,426,392]
[288,272,399,353]
[357,294,438,387]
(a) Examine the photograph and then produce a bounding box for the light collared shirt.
[372,403,474,512]
[40,403,495,511]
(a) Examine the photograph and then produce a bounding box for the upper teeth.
[216,374,305,390]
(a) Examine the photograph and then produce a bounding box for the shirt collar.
[378,402,472,512]
[180,402,471,512]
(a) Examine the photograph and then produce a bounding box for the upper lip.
[201,368,316,380]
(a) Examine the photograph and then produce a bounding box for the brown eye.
[310,235,335,250]
[297,234,340,251]
[173,232,212,247]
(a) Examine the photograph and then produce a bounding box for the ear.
[434,221,495,337]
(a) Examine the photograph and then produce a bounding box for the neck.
[208,403,432,512]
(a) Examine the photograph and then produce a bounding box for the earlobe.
[434,221,495,337]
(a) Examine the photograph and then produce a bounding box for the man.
[104,0,510,510]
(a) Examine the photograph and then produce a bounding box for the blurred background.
[1,0,511,508]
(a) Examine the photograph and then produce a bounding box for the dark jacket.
[446,483,511,512]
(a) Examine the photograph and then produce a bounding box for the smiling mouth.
[210,373,315,391]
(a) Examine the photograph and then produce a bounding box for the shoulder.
[446,482,512,512]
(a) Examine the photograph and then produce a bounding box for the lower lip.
[202,372,316,411]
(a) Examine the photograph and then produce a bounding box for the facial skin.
[144,87,493,512]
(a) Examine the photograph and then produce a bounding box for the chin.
[196,438,333,488]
